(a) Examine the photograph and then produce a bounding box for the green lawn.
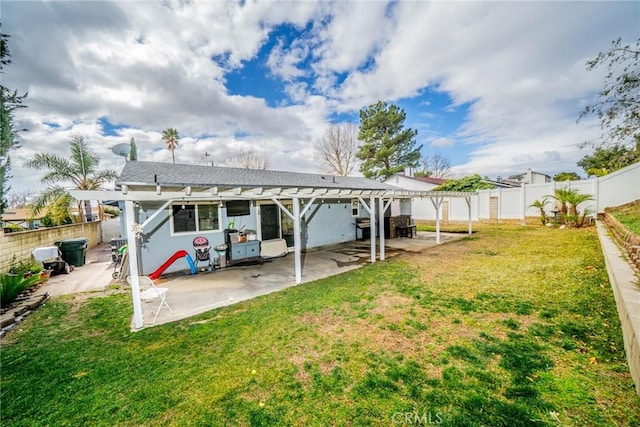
[2,225,639,426]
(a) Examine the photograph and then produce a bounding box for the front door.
[259,203,295,247]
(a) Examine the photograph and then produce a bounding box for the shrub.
[0,273,40,308]
[8,256,43,276]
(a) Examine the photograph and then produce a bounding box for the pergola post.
[378,197,385,261]
[430,196,443,244]
[369,196,376,262]
[124,200,144,329]
[292,197,302,284]
[358,196,376,262]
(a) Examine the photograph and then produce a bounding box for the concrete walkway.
[596,221,640,395]
[38,242,114,297]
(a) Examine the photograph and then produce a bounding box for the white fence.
[411,162,640,222]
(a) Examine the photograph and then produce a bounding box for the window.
[172,203,220,234]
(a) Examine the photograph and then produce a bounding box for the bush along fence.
[602,212,640,273]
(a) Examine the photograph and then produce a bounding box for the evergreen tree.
[356,101,421,180]
[0,29,27,215]
[129,137,137,161]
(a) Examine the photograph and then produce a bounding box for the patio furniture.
[395,215,416,238]
[193,236,213,270]
[224,229,262,266]
[355,218,372,241]
[127,276,173,325]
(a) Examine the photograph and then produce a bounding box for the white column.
[125,200,144,329]
[378,197,385,261]
[430,196,443,244]
[370,196,376,263]
[292,197,302,284]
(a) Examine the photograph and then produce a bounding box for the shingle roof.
[117,161,396,191]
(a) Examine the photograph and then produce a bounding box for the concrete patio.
[141,231,466,327]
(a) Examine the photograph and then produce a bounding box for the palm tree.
[529,197,550,225]
[25,135,118,222]
[552,187,593,227]
[162,128,180,164]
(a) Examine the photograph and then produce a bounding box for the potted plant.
[8,256,43,279]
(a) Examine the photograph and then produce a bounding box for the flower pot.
[38,270,53,284]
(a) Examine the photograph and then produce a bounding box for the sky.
[2,0,639,195]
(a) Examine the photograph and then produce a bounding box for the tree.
[0,29,28,216]
[162,128,180,164]
[530,197,551,225]
[129,137,137,161]
[579,38,640,149]
[25,135,118,222]
[432,174,493,192]
[39,192,74,226]
[226,150,270,169]
[553,172,581,181]
[552,187,593,228]
[314,123,359,176]
[6,190,33,208]
[357,101,421,180]
[415,154,451,178]
[577,141,640,176]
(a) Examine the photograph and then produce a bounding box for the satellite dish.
[111,143,131,160]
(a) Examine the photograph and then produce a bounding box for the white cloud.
[2,0,638,195]
[429,137,455,148]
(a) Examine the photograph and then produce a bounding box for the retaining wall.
[599,213,640,395]
[0,222,102,272]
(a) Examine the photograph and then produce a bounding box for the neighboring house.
[503,169,552,185]
[1,208,45,230]
[384,174,449,220]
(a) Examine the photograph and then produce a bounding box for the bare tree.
[314,123,359,176]
[6,190,33,208]
[416,154,451,178]
[226,150,270,169]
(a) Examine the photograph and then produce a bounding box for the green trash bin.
[56,238,89,267]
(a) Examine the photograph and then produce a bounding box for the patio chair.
[127,275,173,325]
[193,236,213,270]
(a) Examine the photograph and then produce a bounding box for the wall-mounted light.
[181,204,185,209]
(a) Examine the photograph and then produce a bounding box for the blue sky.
[3,0,639,194]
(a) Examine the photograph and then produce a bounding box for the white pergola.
[72,185,474,329]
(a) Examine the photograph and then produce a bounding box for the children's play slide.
[149,250,197,280]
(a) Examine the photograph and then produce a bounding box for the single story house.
[1,208,46,230]
[73,161,474,329]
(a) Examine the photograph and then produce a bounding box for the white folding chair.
[127,275,173,325]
